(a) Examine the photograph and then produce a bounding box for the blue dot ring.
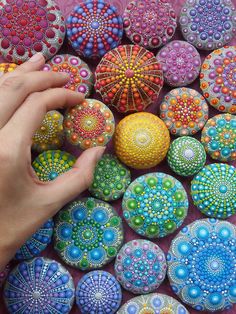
[53,197,124,270]
[4,257,75,314]
[15,219,54,260]
[191,163,236,219]
[76,270,122,313]
[167,218,236,312]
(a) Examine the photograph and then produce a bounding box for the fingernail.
[95,146,106,161]
[29,53,44,62]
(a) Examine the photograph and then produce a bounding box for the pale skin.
[0,53,105,271]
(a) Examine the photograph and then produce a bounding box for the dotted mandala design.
[167,219,236,312]
[53,197,124,270]
[122,173,189,238]
[0,265,10,288]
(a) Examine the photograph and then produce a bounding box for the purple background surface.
[0,0,236,313]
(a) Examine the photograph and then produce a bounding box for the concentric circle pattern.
[179,0,236,50]
[123,0,177,49]
[95,45,163,113]
[64,99,115,150]
[160,87,209,136]
[89,154,131,201]
[167,219,236,312]
[122,173,189,238]
[66,0,123,59]
[115,239,167,294]
[167,136,206,177]
[4,257,75,314]
[53,197,124,270]
[191,163,236,219]
[0,0,66,63]
[76,270,122,314]
[201,113,236,161]
[43,54,93,97]
[0,63,17,76]
[200,46,236,114]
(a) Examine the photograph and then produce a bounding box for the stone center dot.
[219,185,228,194]
[49,171,58,180]
[95,292,103,300]
[183,148,194,160]
[91,21,100,29]
[210,260,219,270]
[224,133,230,139]
[83,229,92,239]
[86,119,92,126]
[32,291,41,300]
[125,69,135,78]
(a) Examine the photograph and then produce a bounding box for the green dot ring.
[191,163,236,219]
[32,150,76,182]
[89,154,131,201]
[122,173,189,238]
[167,136,206,177]
[53,197,124,270]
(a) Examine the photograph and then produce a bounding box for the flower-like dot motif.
[191,163,236,219]
[200,46,236,114]
[89,154,131,201]
[0,63,17,76]
[0,0,66,63]
[4,257,75,314]
[32,150,76,182]
[64,99,115,150]
[0,265,10,288]
[167,219,236,312]
[32,110,64,153]
[122,173,188,238]
[53,198,124,270]
[160,88,209,136]
[76,270,122,314]
[179,0,236,50]
[66,0,123,59]
[115,240,167,294]
[95,45,163,113]
[201,113,236,161]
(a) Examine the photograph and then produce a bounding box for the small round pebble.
[191,163,236,219]
[0,63,17,76]
[64,99,115,150]
[122,173,188,238]
[32,110,64,153]
[115,239,167,294]
[89,154,131,201]
[43,54,93,97]
[4,257,75,314]
[201,113,236,161]
[114,113,170,169]
[200,46,236,114]
[0,265,10,288]
[76,270,122,314]
[160,87,209,136]
[54,197,124,270]
[157,40,201,87]
[167,219,236,311]
[167,136,206,177]
[66,0,123,59]
[179,0,236,51]
[123,0,177,49]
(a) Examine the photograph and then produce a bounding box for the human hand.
[0,53,105,270]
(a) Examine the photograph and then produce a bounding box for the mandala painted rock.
[4,257,75,314]
[114,239,167,294]
[167,136,206,177]
[123,0,177,49]
[179,0,236,51]
[122,173,189,238]
[66,0,123,59]
[201,113,236,161]
[43,54,93,97]
[32,110,64,153]
[64,99,115,150]
[200,46,236,114]
[15,219,54,260]
[0,0,66,63]
[95,45,163,113]
[117,293,189,314]
[157,40,201,87]
[160,87,209,136]
[0,264,10,288]
[114,113,170,169]
[54,198,124,270]
[89,154,131,202]
[76,270,122,314]
[0,63,17,76]
[191,163,236,219]
[32,150,76,181]
[167,219,236,312]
